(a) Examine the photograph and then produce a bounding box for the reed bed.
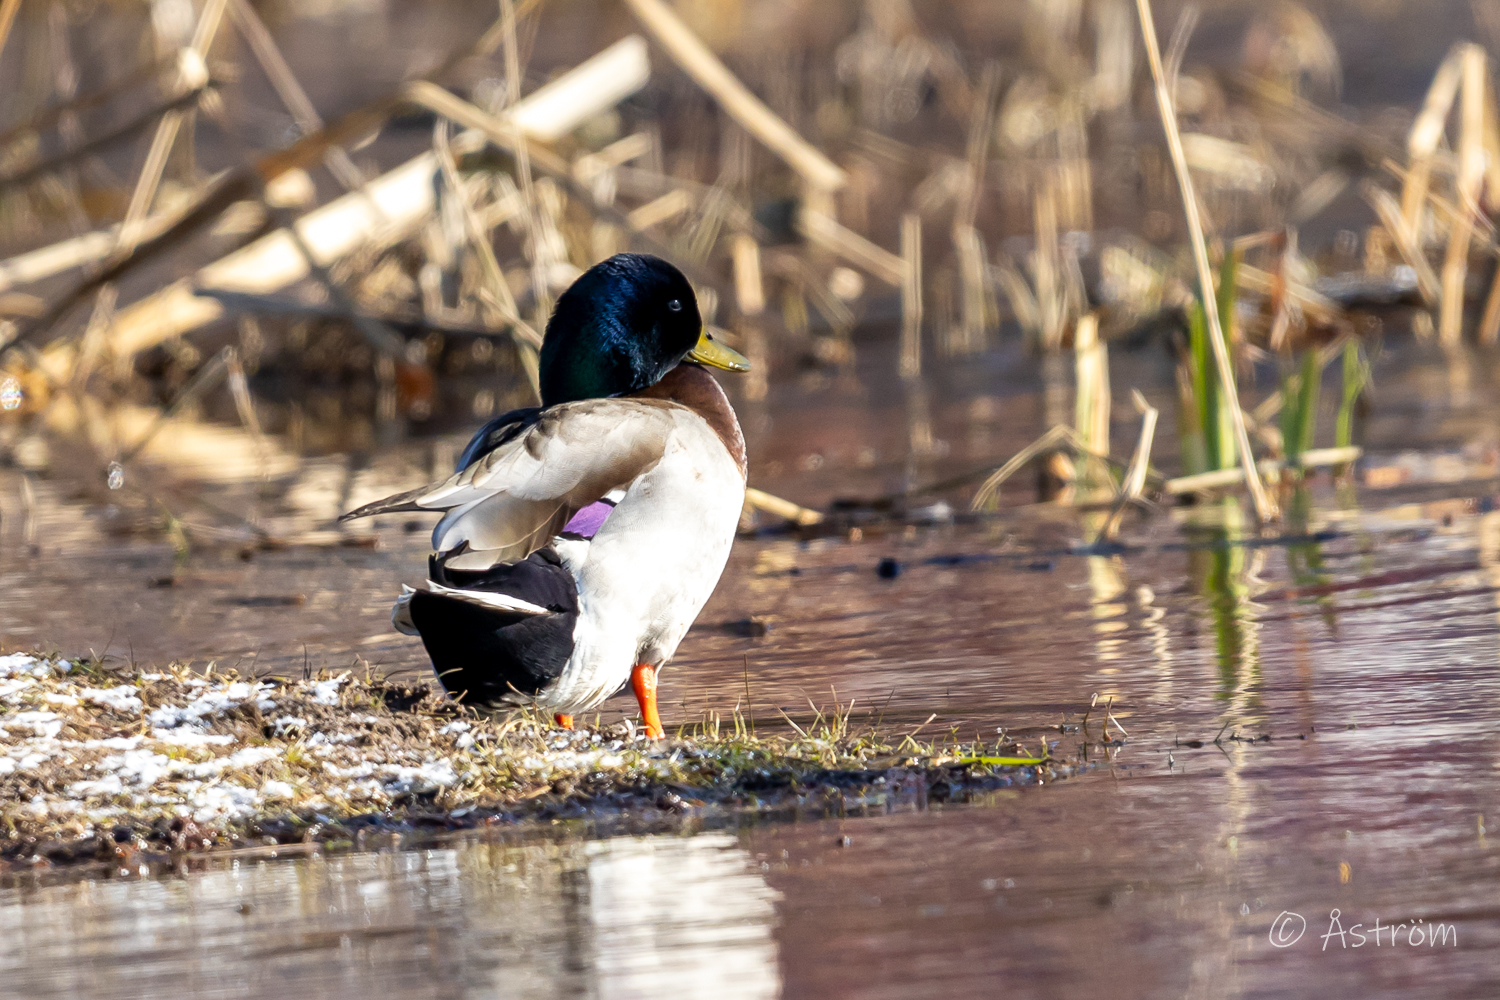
[0,0,1483,536]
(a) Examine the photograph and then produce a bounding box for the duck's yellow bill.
[688,329,751,372]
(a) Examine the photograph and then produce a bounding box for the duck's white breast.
[540,407,746,712]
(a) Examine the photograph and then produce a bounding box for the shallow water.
[4,336,1500,996]
[3,496,1500,997]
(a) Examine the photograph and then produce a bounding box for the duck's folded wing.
[340,399,679,565]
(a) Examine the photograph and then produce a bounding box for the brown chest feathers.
[633,364,747,477]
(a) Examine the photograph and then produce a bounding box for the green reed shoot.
[1279,346,1321,472]
[1179,251,1240,475]
[1335,339,1370,450]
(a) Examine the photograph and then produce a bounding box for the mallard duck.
[341,254,749,737]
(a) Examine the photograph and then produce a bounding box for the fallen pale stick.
[1164,447,1362,495]
[796,209,907,286]
[744,487,824,526]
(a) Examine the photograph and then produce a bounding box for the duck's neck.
[634,365,747,477]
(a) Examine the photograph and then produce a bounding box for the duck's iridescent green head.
[539,253,748,406]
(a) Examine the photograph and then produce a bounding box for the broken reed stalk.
[743,487,822,526]
[1100,389,1159,541]
[1480,258,1500,345]
[1164,447,1362,495]
[796,209,906,286]
[900,213,923,378]
[970,424,1110,510]
[1135,0,1276,522]
[1362,182,1441,303]
[1073,313,1111,496]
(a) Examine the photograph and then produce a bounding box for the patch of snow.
[108,749,175,787]
[83,736,144,751]
[150,729,235,746]
[7,711,63,739]
[438,721,471,735]
[80,686,144,714]
[181,746,279,778]
[188,782,262,822]
[0,655,62,680]
[41,693,79,707]
[67,774,126,798]
[147,681,273,729]
[309,675,348,705]
[0,679,36,701]
[260,780,295,799]
[271,716,308,735]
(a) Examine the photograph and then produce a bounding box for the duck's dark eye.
[667,299,682,312]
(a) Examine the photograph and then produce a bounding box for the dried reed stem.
[744,487,823,526]
[971,424,1081,510]
[431,118,543,397]
[796,209,906,286]
[731,234,765,316]
[226,0,364,191]
[1402,46,1464,236]
[0,0,20,65]
[1134,0,1276,522]
[1362,182,1440,302]
[1164,447,1361,495]
[1073,313,1111,495]
[623,0,846,195]
[1440,45,1487,345]
[899,213,923,377]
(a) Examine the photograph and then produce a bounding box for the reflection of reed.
[1183,498,1264,719]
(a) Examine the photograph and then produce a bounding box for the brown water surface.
[3,339,1500,996]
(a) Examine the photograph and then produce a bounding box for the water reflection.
[1182,498,1263,714]
[0,834,779,1000]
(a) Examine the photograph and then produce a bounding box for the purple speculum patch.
[561,500,615,539]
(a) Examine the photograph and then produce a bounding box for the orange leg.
[630,663,664,738]
[554,713,574,729]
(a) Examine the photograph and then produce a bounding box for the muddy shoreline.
[0,652,1072,880]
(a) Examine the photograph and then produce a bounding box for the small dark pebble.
[837,835,852,847]
[150,576,176,588]
[404,520,425,533]
[876,557,902,579]
[236,903,253,915]
[720,618,769,637]
[1026,560,1055,572]
[225,595,306,607]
